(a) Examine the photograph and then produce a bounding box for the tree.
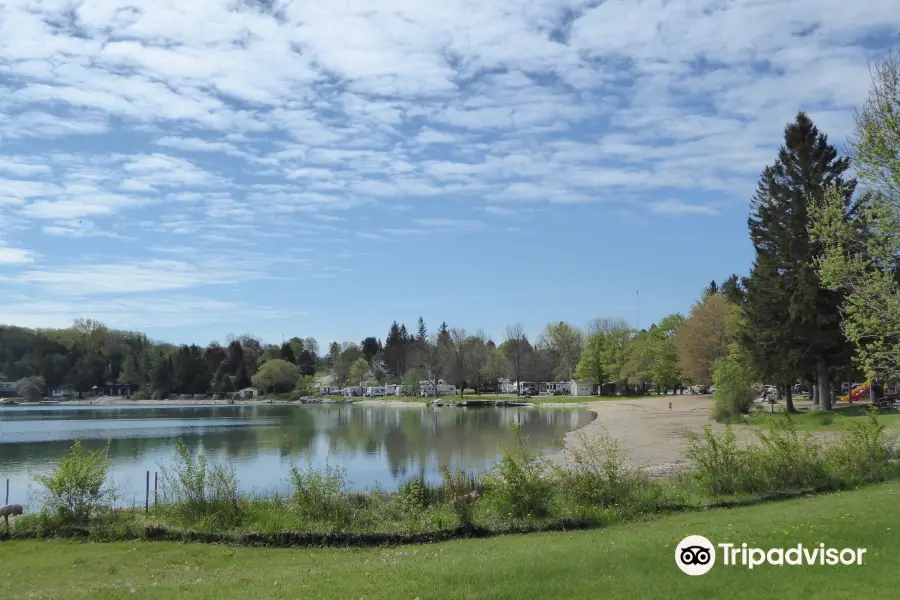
[744,112,858,411]
[710,346,757,422]
[294,375,317,397]
[416,317,427,343]
[600,327,633,391]
[675,295,731,385]
[383,321,409,375]
[360,337,381,364]
[234,362,251,390]
[484,346,508,393]
[349,357,370,389]
[296,349,316,377]
[417,334,450,399]
[503,323,528,395]
[646,314,685,393]
[402,368,421,396]
[280,341,296,365]
[720,274,744,305]
[447,328,471,396]
[575,332,607,391]
[117,356,141,386]
[72,318,107,355]
[538,321,583,381]
[585,317,630,337]
[702,280,719,300]
[251,359,301,394]
[17,375,46,400]
[812,52,900,380]
[466,331,489,394]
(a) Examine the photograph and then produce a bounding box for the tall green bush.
[158,441,241,528]
[484,424,553,518]
[710,351,756,422]
[35,440,113,523]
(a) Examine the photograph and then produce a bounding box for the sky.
[0,1,898,347]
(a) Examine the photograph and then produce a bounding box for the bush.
[819,412,836,425]
[483,424,553,518]
[440,468,478,527]
[753,419,828,491]
[710,353,756,422]
[288,461,350,523]
[557,430,648,508]
[685,425,752,496]
[158,441,241,528]
[35,440,113,523]
[827,406,892,484]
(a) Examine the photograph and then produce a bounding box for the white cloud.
[0,0,896,329]
[650,199,718,216]
[0,246,34,264]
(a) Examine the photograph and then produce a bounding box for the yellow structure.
[840,380,870,403]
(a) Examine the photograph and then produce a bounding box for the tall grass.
[157,440,241,529]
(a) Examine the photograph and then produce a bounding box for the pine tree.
[235,362,251,390]
[744,112,858,411]
[416,317,427,343]
[280,341,296,365]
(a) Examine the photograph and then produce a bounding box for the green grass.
[744,405,900,431]
[1,482,897,599]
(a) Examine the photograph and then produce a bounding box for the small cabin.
[239,387,261,399]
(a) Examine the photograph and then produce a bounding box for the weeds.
[288,460,351,524]
[157,440,241,529]
[483,424,553,518]
[557,430,649,509]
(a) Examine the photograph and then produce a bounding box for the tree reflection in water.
[0,404,594,506]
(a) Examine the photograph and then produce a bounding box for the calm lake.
[0,403,594,508]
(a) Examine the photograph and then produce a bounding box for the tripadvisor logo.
[674,535,867,576]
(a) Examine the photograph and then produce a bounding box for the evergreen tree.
[280,341,296,365]
[416,317,427,343]
[744,112,857,411]
[118,356,140,385]
[296,350,316,377]
[234,362,251,390]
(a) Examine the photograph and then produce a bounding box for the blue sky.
[0,0,897,346]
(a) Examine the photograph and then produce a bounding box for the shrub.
[753,419,828,491]
[158,441,241,528]
[440,468,478,527]
[557,430,649,510]
[710,353,756,422]
[397,474,440,512]
[287,461,350,523]
[819,412,836,425]
[483,424,553,518]
[827,406,892,484]
[35,440,113,523]
[684,425,751,496]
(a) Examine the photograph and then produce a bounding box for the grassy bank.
[2,482,897,600]
[742,405,900,432]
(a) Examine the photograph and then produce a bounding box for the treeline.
[0,321,321,399]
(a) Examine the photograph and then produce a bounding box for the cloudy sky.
[0,0,897,345]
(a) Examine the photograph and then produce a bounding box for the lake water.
[0,403,594,508]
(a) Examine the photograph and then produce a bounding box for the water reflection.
[0,404,594,507]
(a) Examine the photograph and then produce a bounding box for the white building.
[569,380,594,397]
[239,387,261,399]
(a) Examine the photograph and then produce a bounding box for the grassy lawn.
[744,404,900,432]
[2,483,897,599]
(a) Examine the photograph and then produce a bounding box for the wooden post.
[145,471,150,513]
[154,472,158,506]
[4,478,8,505]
